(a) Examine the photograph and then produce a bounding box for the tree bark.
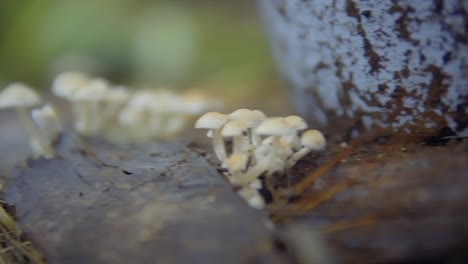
[259,0,468,137]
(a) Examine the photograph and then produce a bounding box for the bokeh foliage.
[0,0,274,90]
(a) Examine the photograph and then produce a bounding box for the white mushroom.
[237,186,265,210]
[256,117,295,140]
[240,118,295,183]
[254,137,288,176]
[225,153,248,185]
[283,115,308,149]
[232,118,295,184]
[195,112,229,162]
[31,104,62,158]
[70,78,110,134]
[151,90,189,137]
[99,85,130,127]
[51,71,89,99]
[221,120,249,155]
[0,83,43,156]
[229,109,266,148]
[249,179,263,190]
[182,91,222,114]
[287,129,326,167]
[118,90,160,138]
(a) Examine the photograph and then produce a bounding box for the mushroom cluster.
[195,109,326,209]
[0,83,62,158]
[0,72,221,157]
[119,89,221,139]
[51,72,221,139]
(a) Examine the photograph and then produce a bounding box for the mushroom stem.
[287,147,311,168]
[72,101,93,135]
[100,104,119,125]
[16,107,52,157]
[212,129,227,163]
[282,135,300,150]
[250,128,261,145]
[161,114,187,137]
[232,135,244,154]
[237,186,265,209]
[148,113,163,137]
[239,133,252,153]
[242,137,288,183]
[89,101,100,134]
[234,150,273,185]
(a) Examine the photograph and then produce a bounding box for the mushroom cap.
[195,112,229,129]
[226,153,248,171]
[119,107,145,125]
[149,90,184,113]
[285,115,307,130]
[52,72,89,99]
[221,120,248,137]
[300,130,326,150]
[72,78,109,101]
[229,109,266,127]
[252,110,267,119]
[0,83,41,108]
[31,104,57,120]
[255,117,295,136]
[229,109,254,120]
[31,104,62,139]
[182,91,217,114]
[105,86,130,103]
[127,90,156,111]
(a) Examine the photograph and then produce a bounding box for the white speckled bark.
[259,0,468,136]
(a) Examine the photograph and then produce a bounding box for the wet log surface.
[277,138,468,263]
[3,131,284,264]
[1,112,468,264]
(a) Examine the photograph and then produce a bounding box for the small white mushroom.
[0,83,43,156]
[237,186,265,210]
[225,153,248,185]
[151,90,189,137]
[195,112,229,162]
[221,120,249,155]
[51,71,89,99]
[250,110,267,144]
[283,115,308,149]
[240,118,295,183]
[31,104,62,158]
[253,137,288,176]
[229,109,266,147]
[100,86,130,126]
[287,129,326,167]
[256,117,295,139]
[233,118,295,184]
[182,91,222,114]
[249,179,263,190]
[70,78,109,134]
[118,90,160,138]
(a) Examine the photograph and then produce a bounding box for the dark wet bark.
[3,132,286,264]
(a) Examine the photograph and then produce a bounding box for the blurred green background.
[0,0,290,113]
